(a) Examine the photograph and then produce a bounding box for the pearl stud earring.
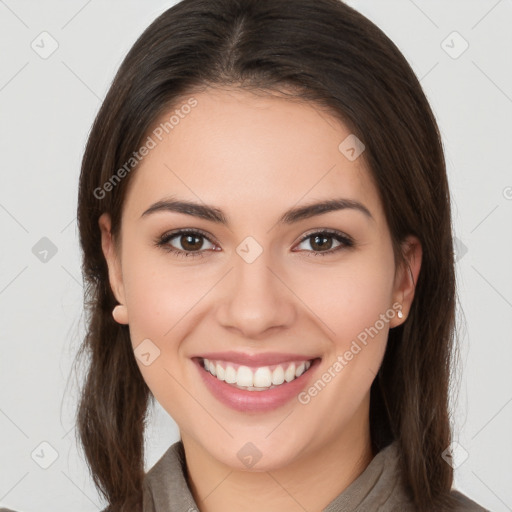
[112,304,128,324]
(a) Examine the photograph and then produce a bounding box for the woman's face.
[100,88,420,471]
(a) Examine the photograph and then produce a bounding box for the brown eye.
[178,233,205,251]
[156,229,216,257]
[309,234,334,251]
[294,230,354,256]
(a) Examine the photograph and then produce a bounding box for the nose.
[216,247,297,339]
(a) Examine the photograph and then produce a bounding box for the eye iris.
[181,234,203,251]
[311,234,333,251]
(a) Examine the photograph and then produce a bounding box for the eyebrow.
[141,196,374,225]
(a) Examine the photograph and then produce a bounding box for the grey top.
[142,441,489,511]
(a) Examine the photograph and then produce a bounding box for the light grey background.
[0,0,511,511]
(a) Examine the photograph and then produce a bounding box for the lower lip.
[193,357,321,412]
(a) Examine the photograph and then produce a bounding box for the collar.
[143,440,407,511]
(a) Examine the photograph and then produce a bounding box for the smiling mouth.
[198,357,318,391]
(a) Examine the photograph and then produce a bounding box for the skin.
[99,87,422,512]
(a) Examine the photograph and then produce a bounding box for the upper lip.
[194,351,319,367]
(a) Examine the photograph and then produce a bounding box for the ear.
[98,213,128,324]
[390,235,422,327]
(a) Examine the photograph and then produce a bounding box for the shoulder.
[368,443,489,512]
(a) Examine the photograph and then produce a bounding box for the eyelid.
[159,227,218,244]
[295,227,351,243]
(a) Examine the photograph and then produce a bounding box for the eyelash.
[154,228,354,259]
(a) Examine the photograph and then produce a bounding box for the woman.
[72,0,489,510]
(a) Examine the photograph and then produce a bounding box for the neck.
[181,418,373,512]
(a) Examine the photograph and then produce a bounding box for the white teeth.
[284,363,296,382]
[225,365,237,384]
[201,358,314,390]
[215,363,225,381]
[271,366,285,385]
[295,362,305,377]
[237,365,254,387]
[253,367,272,388]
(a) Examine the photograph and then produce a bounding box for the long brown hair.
[72,0,457,510]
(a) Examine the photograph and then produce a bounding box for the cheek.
[292,249,395,409]
[121,241,203,344]
[119,245,200,420]
[293,250,396,343]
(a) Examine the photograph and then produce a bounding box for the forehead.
[123,88,384,226]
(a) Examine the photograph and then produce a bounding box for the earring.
[397,306,404,319]
[112,304,128,324]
